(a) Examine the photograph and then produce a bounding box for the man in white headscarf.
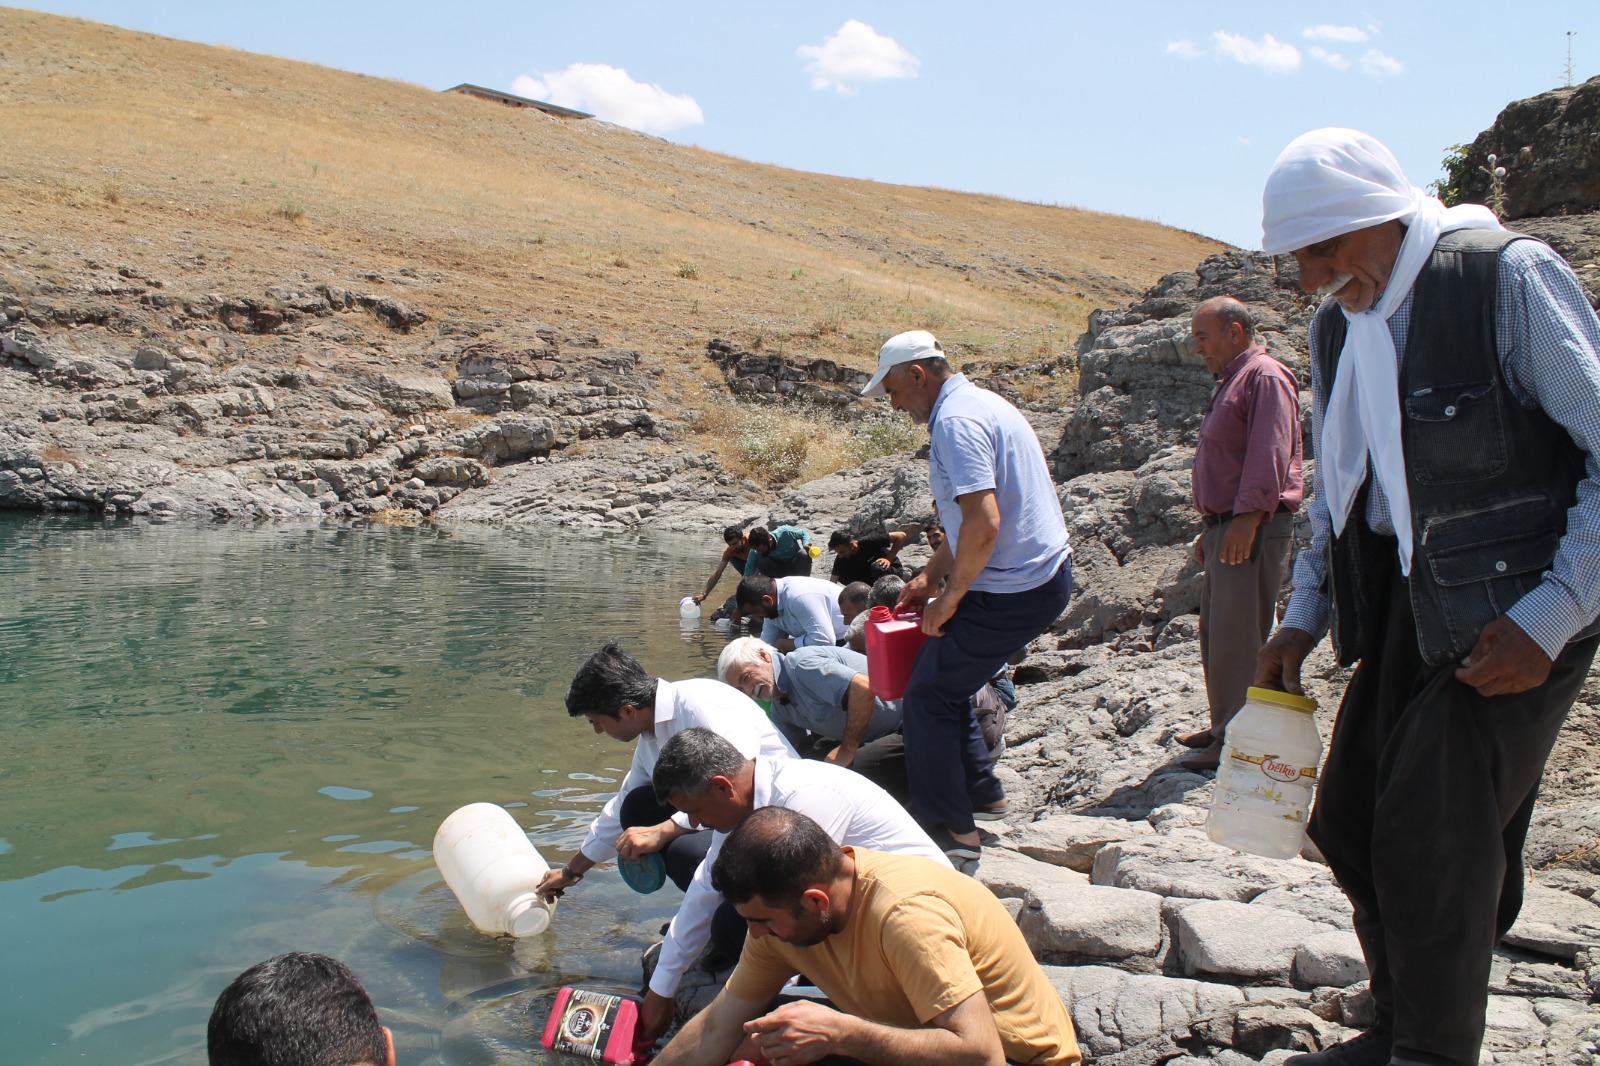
[1255,128,1600,1066]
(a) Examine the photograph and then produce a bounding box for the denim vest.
[1316,229,1588,666]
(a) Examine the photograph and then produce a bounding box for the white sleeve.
[578,743,652,864]
[648,834,725,997]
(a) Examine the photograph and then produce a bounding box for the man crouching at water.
[534,643,796,1038]
[651,807,1081,1066]
[641,728,948,1045]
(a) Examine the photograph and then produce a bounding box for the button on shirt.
[761,576,846,648]
[649,756,948,997]
[1191,345,1304,518]
[1283,239,1600,658]
[771,645,903,744]
[577,679,797,864]
[928,375,1070,593]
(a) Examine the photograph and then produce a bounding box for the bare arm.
[744,992,1003,1066]
[920,490,1000,637]
[651,988,767,1066]
[827,674,877,766]
[695,545,738,603]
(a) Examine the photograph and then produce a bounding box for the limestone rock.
[1174,899,1329,982]
[978,846,1086,898]
[1504,883,1600,961]
[1092,829,1326,902]
[1043,964,1247,1057]
[1019,879,1165,962]
[1292,931,1368,990]
[1006,813,1156,873]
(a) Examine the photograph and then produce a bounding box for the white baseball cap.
[861,330,944,398]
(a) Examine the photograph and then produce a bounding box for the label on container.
[1213,747,1318,823]
[551,989,625,1059]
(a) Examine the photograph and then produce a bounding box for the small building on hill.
[445,83,591,120]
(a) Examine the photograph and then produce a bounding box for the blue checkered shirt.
[1282,238,1600,659]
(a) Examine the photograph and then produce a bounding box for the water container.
[1207,687,1322,860]
[540,986,652,1064]
[434,802,555,937]
[678,597,701,620]
[864,606,927,701]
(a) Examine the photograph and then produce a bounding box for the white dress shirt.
[648,755,948,997]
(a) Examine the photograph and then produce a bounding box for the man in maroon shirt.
[1176,296,1304,770]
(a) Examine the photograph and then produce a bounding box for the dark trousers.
[620,785,745,960]
[1309,546,1597,1066]
[902,560,1072,835]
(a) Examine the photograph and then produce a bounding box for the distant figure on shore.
[640,728,948,1043]
[647,807,1081,1066]
[535,643,797,1037]
[863,330,1072,865]
[1174,296,1302,772]
[208,951,393,1066]
[735,574,846,651]
[746,524,815,577]
[690,526,754,621]
[827,528,907,585]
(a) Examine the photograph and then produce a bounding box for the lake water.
[0,513,741,1065]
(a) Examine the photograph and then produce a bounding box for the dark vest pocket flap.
[1404,380,1495,422]
[1427,527,1560,587]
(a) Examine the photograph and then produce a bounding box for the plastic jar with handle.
[434,802,555,937]
[1206,687,1322,860]
[864,605,927,701]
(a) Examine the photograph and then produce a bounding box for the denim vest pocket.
[1404,380,1507,485]
[1416,495,1561,661]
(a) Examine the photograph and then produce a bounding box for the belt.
[1203,504,1293,528]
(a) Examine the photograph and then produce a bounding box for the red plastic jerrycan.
[541,987,654,1064]
[865,606,927,701]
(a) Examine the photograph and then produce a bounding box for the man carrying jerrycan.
[862,331,1072,864]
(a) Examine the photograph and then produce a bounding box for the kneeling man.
[652,806,1081,1066]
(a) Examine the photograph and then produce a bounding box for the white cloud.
[1166,38,1203,59]
[511,64,704,132]
[1309,46,1352,70]
[1360,48,1405,77]
[1303,24,1368,43]
[1212,31,1301,74]
[797,20,919,94]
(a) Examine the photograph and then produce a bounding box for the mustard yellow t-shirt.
[725,848,1081,1066]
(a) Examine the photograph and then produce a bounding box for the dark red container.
[864,606,927,701]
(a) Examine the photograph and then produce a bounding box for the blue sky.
[16,2,1599,248]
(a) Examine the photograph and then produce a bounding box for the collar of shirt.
[770,653,790,703]
[652,678,676,727]
[926,373,971,429]
[751,756,779,809]
[1214,343,1267,386]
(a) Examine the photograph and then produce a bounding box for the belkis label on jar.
[1229,750,1317,783]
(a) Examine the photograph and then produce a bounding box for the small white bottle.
[1207,687,1322,860]
[434,802,555,937]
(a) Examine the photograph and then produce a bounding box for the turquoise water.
[0,514,738,1065]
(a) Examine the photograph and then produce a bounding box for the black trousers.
[1308,546,1598,1066]
[620,785,745,961]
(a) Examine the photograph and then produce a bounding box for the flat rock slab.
[1006,812,1155,873]
[1504,883,1600,961]
[1021,879,1165,960]
[979,846,1087,899]
[1176,899,1333,982]
[1250,881,1354,930]
[1093,829,1326,901]
[1043,963,1248,1056]
[1293,931,1368,989]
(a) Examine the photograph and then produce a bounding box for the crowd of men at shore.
[207,127,1600,1066]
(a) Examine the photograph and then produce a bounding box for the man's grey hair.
[868,574,905,608]
[653,728,749,803]
[839,581,872,613]
[1194,296,1256,338]
[716,636,775,685]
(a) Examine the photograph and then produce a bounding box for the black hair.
[735,574,777,612]
[652,727,748,804]
[207,952,387,1066]
[839,581,872,612]
[564,642,658,719]
[722,525,746,544]
[827,530,855,550]
[710,807,843,908]
[746,526,774,551]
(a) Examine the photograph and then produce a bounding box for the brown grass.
[0,10,1226,416]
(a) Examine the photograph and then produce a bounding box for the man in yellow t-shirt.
[649,807,1080,1066]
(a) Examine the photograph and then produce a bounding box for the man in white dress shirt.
[635,727,949,1044]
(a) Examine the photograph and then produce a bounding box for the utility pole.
[1566,30,1577,88]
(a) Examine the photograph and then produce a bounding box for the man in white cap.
[861,330,1072,864]
[1255,128,1600,1066]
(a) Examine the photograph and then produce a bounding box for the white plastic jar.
[433,802,555,936]
[1207,686,1322,860]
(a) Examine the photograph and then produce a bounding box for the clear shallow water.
[0,514,737,1065]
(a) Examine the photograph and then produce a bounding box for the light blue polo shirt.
[928,374,1070,593]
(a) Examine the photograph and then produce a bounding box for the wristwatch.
[561,863,584,883]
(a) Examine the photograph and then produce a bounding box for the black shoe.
[927,825,981,862]
[1284,1031,1391,1066]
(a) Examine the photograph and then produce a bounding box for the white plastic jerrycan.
[1207,687,1322,860]
[434,802,555,937]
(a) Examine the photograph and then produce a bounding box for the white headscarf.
[1261,128,1501,575]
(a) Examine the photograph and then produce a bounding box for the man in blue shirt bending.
[862,330,1072,864]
